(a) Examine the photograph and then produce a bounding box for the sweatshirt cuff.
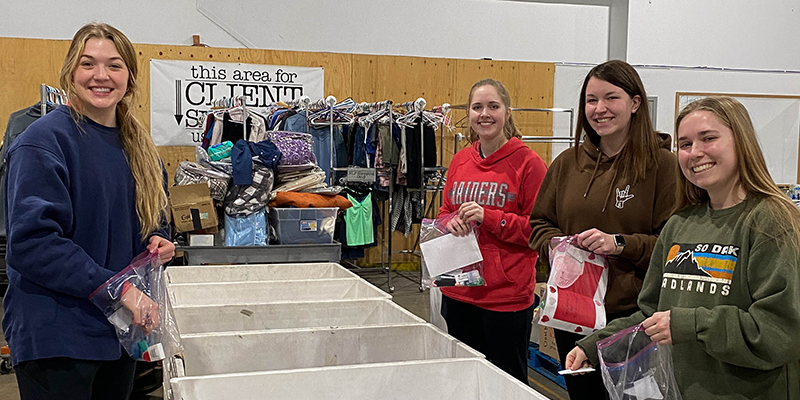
[577,333,602,367]
[481,208,503,233]
[669,307,696,345]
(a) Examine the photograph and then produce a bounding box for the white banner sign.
[150,59,324,146]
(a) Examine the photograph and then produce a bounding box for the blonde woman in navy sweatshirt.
[3,23,173,400]
[438,79,547,383]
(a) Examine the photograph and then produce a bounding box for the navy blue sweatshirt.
[3,106,165,365]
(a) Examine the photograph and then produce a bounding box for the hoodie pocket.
[481,247,514,288]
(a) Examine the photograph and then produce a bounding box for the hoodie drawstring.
[601,163,620,213]
[583,151,603,198]
[583,147,621,213]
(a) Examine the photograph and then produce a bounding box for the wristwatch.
[614,234,626,250]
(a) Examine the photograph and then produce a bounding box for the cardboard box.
[534,283,561,363]
[170,183,218,233]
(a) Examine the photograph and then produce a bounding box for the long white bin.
[170,358,549,400]
[165,262,357,284]
[168,278,390,307]
[176,323,482,377]
[174,299,425,335]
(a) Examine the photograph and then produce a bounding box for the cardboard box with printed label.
[170,183,218,233]
[534,282,561,363]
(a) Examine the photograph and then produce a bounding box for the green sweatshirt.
[578,197,800,399]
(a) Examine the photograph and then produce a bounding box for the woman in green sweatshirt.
[566,96,800,399]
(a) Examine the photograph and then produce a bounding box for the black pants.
[555,308,639,400]
[15,356,137,400]
[442,295,534,384]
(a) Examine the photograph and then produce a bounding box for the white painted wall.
[3,1,800,70]
[0,0,609,63]
[193,0,608,63]
[0,0,244,47]
[627,0,800,71]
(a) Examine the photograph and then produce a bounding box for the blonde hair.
[676,96,800,249]
[575,60,660,184]
[60,23,167,238]
[467,79,521,143]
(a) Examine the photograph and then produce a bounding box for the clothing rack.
[311,95,449,292]
[450,105,575,145]
[385,98,450,292]
[40,84,67,116]
[209,95,249,141]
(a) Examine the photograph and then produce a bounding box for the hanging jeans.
[285,113,345,185]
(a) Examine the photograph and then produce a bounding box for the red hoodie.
[438,137,547,312]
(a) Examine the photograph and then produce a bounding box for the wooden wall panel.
[0,36,554,268]
[0,39,70,135]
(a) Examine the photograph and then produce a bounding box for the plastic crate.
[528,342,567,389]
[269,207,338,244]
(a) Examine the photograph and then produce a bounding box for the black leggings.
[441,295,534,384]
[15,356,137,400]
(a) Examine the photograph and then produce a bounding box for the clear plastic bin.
[269,207,338,244]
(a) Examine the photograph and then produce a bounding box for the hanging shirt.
[344,193,374,246]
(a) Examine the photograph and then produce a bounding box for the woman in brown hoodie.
[528,60,678,400]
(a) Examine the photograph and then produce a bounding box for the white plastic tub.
[176,324,482,377]
[168,278,390,307]
[170,358,549,400]
[174,299,425,335]
[165,262,357,284]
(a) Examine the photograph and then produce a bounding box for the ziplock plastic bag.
[538,235,608,335]
[597,324,682,400]
[225,208,267,246]
[89,251,182,362]
[419,212,485,288]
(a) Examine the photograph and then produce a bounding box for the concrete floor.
[0,267,569,400]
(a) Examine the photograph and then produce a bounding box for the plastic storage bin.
[269,207,338,244]
[173,299,425,334]
[167,278,391,307]
[165,263,357,284]
[170,358,550,400]
[174,323,483,376]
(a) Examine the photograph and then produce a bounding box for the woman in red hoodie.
[438,79,547,383]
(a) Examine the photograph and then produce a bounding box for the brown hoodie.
[528,133,678,313]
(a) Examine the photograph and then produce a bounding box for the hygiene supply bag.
[597,324,682,400]
[538,235,608,335]
[419,212,485,288]
[89,251,182,362]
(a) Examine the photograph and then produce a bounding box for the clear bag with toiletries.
[419,211,485,288]
[89,250,182,362]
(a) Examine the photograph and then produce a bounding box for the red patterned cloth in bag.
[538,235,608,335]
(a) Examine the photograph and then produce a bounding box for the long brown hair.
[676,96,800,249]
[60,23,167,238]
[575,60,660,183]
[467,79,521,143]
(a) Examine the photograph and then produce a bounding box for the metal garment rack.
[385,98,449,292]
[40,84,68,115]
[315,97,445,292]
